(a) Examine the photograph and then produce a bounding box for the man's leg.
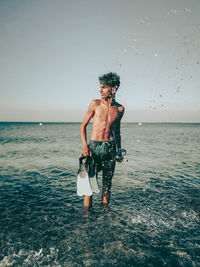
[102,161,115,207]
[84,195,92,210]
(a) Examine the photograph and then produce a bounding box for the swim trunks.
[87,140,116,194]
[88,140,116,174]
[88,140,116,160]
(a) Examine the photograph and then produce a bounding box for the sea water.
[0,122,199,266]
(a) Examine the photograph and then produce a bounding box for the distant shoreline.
[0,121,199,125]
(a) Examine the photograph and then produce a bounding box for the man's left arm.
[114,106,125,152]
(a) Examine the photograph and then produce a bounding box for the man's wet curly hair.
[98,72,120,90]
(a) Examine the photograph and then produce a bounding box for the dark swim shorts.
[88,140,116,174]
[87,140,116,193]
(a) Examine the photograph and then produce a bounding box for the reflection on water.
[0,123,200,266]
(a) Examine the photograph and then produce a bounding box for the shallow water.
[0,122,200,266]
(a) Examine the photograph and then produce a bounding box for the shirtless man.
[80,72,125,210]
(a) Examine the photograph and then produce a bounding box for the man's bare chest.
[94,105,118,123]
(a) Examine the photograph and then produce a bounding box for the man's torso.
[91,99,123,141]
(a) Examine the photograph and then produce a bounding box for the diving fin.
[89,176,100,194]
[77,157,92,196]
[88,158,100,194]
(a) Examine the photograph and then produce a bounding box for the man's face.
[100,83,112,99]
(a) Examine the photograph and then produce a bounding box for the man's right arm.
[80,100,96,156]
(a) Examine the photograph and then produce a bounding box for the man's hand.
[115,151,123,162]
[82,145,91,157]
[115,149,127,162]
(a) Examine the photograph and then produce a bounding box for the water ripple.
[0,123,200,266]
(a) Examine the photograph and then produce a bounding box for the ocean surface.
[0,122,199,267]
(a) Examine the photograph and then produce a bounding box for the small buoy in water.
[138,122,142,126]
[39,123,43,126]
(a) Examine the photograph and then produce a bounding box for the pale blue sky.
[0,0,200,122]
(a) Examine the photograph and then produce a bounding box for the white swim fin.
[88,158,100,194]
[77,157,92,196]
[89,175,100,193]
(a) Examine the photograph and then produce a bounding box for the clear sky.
[0,0,199,122]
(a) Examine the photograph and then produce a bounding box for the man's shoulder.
[114,101,125,113]
[90,99,101,106]
[88,99,101,110]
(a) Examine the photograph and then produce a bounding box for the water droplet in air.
[183,8,191,13]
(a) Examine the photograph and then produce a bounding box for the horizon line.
[0,121,200,124]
